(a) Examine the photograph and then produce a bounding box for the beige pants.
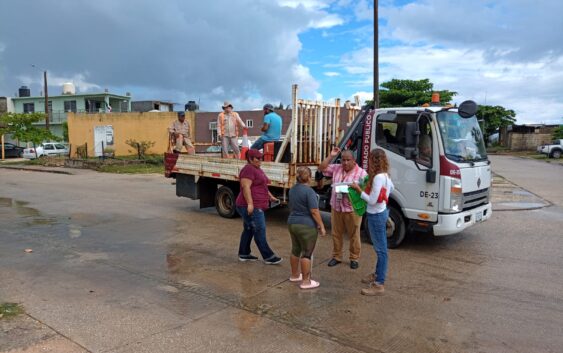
[331,210,362,261]
[174,135,194,154]
[221,136,240,158]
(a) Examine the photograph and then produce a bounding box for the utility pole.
[31,64,49,131]
[374,0,379,108]
[44,70,49,131]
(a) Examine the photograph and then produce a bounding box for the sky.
[0,0,562,124]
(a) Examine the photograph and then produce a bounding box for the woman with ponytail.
[350,148,394,296]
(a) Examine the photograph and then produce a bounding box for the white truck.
[537,138,563,158]
[165,85,492,247]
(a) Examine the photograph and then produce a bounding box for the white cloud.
[0,0,325,111]
[278,0,331,10]
[309,14,344,28]
[324,71,340,77]
[353,0,374,21]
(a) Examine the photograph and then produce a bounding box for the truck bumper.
[433,203,492,236]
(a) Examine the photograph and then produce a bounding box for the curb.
[0,165,73,175]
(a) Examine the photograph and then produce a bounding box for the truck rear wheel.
[550,149,562,158]
[215,185,238,218]
[361,205,406,248]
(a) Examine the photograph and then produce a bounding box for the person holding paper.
[319,147,367,269]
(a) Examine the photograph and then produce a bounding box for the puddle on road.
[0,197,57,226]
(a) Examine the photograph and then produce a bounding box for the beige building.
[67,112,195,157]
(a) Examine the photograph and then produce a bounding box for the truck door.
[373,111,440,224]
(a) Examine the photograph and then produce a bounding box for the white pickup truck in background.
[537,139,563,158]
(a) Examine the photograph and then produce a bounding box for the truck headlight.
[450,178,462,212]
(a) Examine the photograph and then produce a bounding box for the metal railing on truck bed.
[166,84,361,189]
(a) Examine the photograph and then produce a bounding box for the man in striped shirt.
[319,147,367,270]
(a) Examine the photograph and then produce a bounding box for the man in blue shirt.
[251,104,282,150]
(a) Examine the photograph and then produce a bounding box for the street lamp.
[31,64,49,131]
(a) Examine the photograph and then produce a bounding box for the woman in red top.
[236,149,282,264]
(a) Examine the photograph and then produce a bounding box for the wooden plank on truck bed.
[175,155,292,188]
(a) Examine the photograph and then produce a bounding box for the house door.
[94,125,113,157]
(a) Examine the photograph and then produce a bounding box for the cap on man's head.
[247,149,263,160]
[222,101,233,110]
[263,103,274,111]
[178,111,185,118]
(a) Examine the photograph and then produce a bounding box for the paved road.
[490,155,563,206]
[1,158,562,353]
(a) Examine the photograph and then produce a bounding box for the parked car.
[0,142,24,158]
[23,143,69,159]
[537,139,563,158]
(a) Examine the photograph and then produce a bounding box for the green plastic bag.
[348,176,369,216]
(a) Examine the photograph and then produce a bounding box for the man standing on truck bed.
[319,147,367,270]
[217,101,246,159]
[169,111,195,154]
[250,104,282,150]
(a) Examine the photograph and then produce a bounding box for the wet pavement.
[1,155,563,353]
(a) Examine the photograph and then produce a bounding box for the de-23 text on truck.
[164,86,492,248]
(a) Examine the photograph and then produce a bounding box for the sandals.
[289,274,303,282]
[300,280,320,290]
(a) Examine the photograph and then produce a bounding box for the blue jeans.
[366,208,389,284]
[237,206,275,260]
[250,137,267,150]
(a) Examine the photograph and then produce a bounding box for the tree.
[552,124,563,140]
[475,105,516,145]
[0,112,60,148]
[366,79,457,107]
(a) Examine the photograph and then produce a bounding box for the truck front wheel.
[361,205,406,248]
[550,149,562,159]
[215,185,238,218]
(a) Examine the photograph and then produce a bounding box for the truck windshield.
[437,111,487,162]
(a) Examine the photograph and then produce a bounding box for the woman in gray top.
[288,167,326,289]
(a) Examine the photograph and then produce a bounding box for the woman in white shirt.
[350,148,394,296]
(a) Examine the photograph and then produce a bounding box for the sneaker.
[264,256,283,265]
[327,258,341,267]
[361,273,375,284]
[361,282,385,296]
[238,254,259,262]
[350,260,359,269]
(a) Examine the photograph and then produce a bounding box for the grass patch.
[0,303,24,319]
[97,163,163,174]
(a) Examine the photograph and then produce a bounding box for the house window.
[23,103,35,113]
[246,119,254,128]
[209,121,217,130]
[48,101,53,112]
[64,100,77,112]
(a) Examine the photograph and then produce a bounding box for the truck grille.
[462,188,489,211]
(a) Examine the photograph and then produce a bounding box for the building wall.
[67,111,190,157]
[0,97,14,113]
[508,132,553,151]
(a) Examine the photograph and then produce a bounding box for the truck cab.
[342,100,492,247]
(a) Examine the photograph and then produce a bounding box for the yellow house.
[67,111,195,157]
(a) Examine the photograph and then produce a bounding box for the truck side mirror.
[404,121,419,160]
[405,121,419,147]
